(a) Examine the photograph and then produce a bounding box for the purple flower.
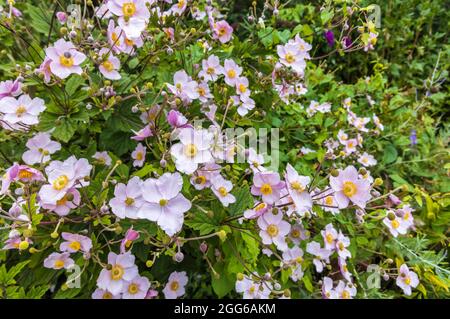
[122,275,150,299]
[410,130,417,146]
[342,36,352,49]
[45,39,86,79]
[257,211,290,251]
[60,232,92,254]
[251,171,285,204]
[396,264,419,296]
[120,227,140,253]
[167,110,190,129]
[0,79,22,99]
[0,94,46,125]
[131,143,146,167]
[138,172,192,236]
[96,252,139,295]
[43,252,75,270]
[329,166,371,209]
[22,132,61,165]
[109,176,144,219]
[56,12,67,24]
[324,30,335,47]
[162,271,188,299]
[131,125,153,141]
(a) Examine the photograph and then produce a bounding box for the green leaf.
[383,144,398,164]
[227,185,253,216]
[211,262,235,298]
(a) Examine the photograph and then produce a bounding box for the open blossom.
[383,212,408,237]
[285,164,312,214]
[170,128,213,174]
[131,125,153,141]
[213,20,233,43]
[45,39,86,79]
[198,55,223,82]
[329,166,371,208]
[321,223,338,250]
[92,151,112,166]
[43,252,75,270]
[277,43,306,74]
[39,156,92,206]
[335,231,351,259]
[60,232,92,254]
[335,281,357,299]
[235,77,250,98]
[37,57,52,83]
[289,223,309,244]
[251,171,285,204]
[396,264,419,296]
[282,247,304,282]
[122,275,150,299]
[22,132,61,165]
[98,48,121,80]
[97,252,139,295]
[235,274,272,299]
[223,59,242,86]
[358,152,377,167]
[0,164,44,195]
[163,271,188,299]
[41,188,80,216]
[211,175,236,207]
[322,277,338,299]
[92,288,121,299]
[306,241,332,273]
[197,82,213,102]
[244,201,270,219]
[169,0,187,15]
[190,163,220,190]
[289,34,312,58]
[0,79,22,98]
[109,176,144,219]
[167,70,199,102]
[131,143,146,167]
[0,94,46,125]
[138,172,191,236]
[257,211,291,251]
[107,0,150,38]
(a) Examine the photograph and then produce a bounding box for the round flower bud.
[131,105,139,113]
[50,232,59,239]
[383,274,390,281]
[18,240,29,251]
[22,228,33,238]
[14,188,24,196]
[274,283,281,290]
[174,252,184,263]
[387,212,396,220]
[106,264,113,270]
[217,230,227,241]
[146,260,153,268]
[199,242,208,254]
[374,178,383,186]
[29,247,38,254]
[358,167,367,175]
[330,169,339,177]
[236,273,244,281]
[263,273,271,281]
[160,159,167,168]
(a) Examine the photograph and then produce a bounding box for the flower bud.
[330,169,339,177]
[217,230,227,241]
[146,260,153,268]
[236,273,244,281]
[18,240,29,251]
[387,212,396,220]
[174,252,184,263]
[374,178,383,186]
[50,232,59,239]
[199,242,208,254]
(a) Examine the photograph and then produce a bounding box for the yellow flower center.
[124,38,134,46]
[128,283,139,294]
[238,83,247,93]
[122,3,136,17]
[255,203,266,211]
[184,144,198,157]
[326,233,334,244]
[338,242,345,251]
[57,195,68,206]
[197,87,206,96]
[391,219,400,229]
[260,183,273,195]
[290,181,305,192]
[325,196,334,206]
[103,292,113,299]
[227,69,236,79]
[195,176,206,185]
[125,197,135,206]
[218,27,227,36]
[342,290,350,299]
[291,229,300,238]
[111,265,124,281]
[102,60,114,72]
[53,175,69,190]
[249,285,256,293]
[18,170,33,179]
[177,0,185,8]
[267,224,279,237]
[69,241,81,251]
[159,199,168,206]
[342,181,357,197]
[285,53,296,64]
[206,67,215,74]
[59,54,74,67]
[170,281,179,291]
[111,32,119,43]
[218,186,228,197]
[54,259,65,269]
[16,105,27,117]
[404,277,411,285]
